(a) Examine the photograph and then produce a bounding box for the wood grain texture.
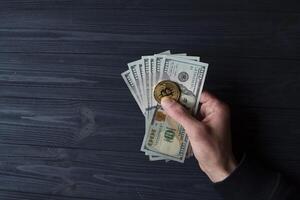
[0,144,219,200]
[0,190,96,200]
[0,0,300,199]
[1,0,300,12]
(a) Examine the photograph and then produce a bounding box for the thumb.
[161,97,199,131]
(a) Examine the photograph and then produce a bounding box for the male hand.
[161,91,237,182]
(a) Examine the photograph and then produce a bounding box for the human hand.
[161,91,237,183]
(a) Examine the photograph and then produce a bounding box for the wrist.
[202,157,237,183]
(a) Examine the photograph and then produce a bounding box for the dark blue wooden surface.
[0,0,300,199]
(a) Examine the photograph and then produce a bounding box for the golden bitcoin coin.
[153,80,181,104]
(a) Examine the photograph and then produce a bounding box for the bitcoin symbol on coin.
[153,80,181,104]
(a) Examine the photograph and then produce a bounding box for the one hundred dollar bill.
[141,56,208,162]
[142,56,152,111]
[121,70,144,113]
[128,60,146,112]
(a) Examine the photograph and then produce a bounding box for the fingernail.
[161,97,174,108]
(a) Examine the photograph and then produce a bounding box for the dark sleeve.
[213,155,299,200]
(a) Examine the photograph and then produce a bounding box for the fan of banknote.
[121,51,208,163]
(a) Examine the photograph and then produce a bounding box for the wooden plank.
[0,0,299,12]
[0,190,96,200]
[0,10,299,58]
[0,98,143,151]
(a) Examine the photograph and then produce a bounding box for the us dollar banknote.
[121,70,144,113]
[122,51,208,163]
[141,56,208,162]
